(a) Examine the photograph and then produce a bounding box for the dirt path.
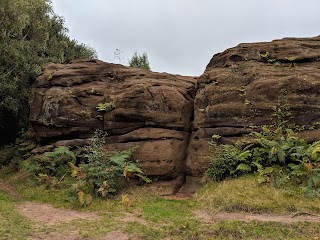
[16,202,100,225]
[1,179,320,240]
[194,210,320,224]
[0,179,23,200]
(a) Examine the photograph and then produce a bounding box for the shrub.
[68,130,150,206]
[206,127,320,197]
[19,130,150,206]
[128,52,151,70]
[20,146,76,185]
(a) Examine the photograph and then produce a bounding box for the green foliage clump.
[128,52,151,70]
[206,143,251,181]
[0,0,97,144]
[20,130,150,206]
[206,127,320,197]
[67,130,150,206]
[20,146,76,186]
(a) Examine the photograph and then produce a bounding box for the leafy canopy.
[0,0,97,144]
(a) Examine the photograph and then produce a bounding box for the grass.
[1,167,320,239]
[210,221,320,240]
[0,192,31,240]
[195,174,320,214]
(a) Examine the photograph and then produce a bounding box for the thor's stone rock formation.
[30,37,320,178]
[186,36,320,175]
[30,60,197,177]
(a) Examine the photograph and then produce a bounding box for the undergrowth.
[19,130,150,207]
[206,126,320,198]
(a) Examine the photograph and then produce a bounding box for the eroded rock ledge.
[30,60,197,177]
[30,37,320,178]
[186,36,320,175]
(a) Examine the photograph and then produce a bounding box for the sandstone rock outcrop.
[186,37,320,175]
[30,60,197,177]
[30,37,320,178]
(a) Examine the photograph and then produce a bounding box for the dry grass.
[195,175,320,214]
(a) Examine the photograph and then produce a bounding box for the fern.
[69,130,150,203]
[206,126,320,198]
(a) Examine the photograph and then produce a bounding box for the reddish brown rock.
[186,36,320,175]
[30,60,197,177]
[30,37,320,178]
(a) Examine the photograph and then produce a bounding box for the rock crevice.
[30,37,320,178]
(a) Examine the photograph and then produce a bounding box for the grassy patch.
[124,221,164,240]
[1,169,320,239]
[211,221,320,240]
[140,197,194,223]
[195,175,320,214]
[0,192,31,240]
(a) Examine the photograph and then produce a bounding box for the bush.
[20,130,150,206]
[0,0,97,145]
[128,52,151,70]
[206,126,320,197]
[68,130,150,206]
[20,146,76,186]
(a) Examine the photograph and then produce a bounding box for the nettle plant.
[206,108,320,198]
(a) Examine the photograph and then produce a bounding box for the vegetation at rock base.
[1,171,320,239]
[0,127,320,239]
[0,0,97,145]
[17,130,150,207]
[206,125,320,198]
[128,51,151,70]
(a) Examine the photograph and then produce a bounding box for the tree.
[128,52,151,70]
[0,0,97,145]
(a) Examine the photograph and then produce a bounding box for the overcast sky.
[51,0,320,76]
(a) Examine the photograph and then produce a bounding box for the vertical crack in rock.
[30,36,320,184]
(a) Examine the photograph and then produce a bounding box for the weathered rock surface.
[30,37,320,178]
[186,36,320,175]
[30,60,197,177]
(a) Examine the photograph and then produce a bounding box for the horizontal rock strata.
[186,37,320,175]
[30,37,320,178]
[30,60,197,177]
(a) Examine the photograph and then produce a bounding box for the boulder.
[30,60,197,177]
[30,37,320,178]
[186,36,320,175]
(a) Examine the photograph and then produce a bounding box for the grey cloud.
[52,0,320,76]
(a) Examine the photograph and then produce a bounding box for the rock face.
[30,60,197,177]
[186,37,320,175]
[30,37,320,178]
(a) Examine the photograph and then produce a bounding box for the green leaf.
[236,163,251,172]
[212,134,221,140]
[238,150,252,161]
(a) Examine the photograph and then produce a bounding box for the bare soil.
[194,210,320,224]
[16,202,100,225]
[100,231,129,240]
